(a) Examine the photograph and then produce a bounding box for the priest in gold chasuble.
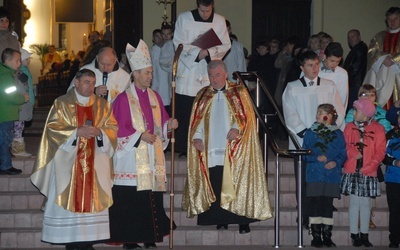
[182,60,273,234]
[30,69,118,248]
[365,7,400,109]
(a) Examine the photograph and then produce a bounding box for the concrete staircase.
[23,107,50,137]
[0,108,391,248]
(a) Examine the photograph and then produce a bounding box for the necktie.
[309,81,314,86]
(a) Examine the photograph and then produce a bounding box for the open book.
[191,28,222,49]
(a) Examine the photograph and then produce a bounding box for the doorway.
[252,0,311,52]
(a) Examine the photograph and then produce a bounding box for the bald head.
[96,47,117,73]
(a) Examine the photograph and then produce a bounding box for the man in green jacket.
[0,48,29,175]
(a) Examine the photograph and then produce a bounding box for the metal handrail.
[234,71,304,151]
[234,71,311,248]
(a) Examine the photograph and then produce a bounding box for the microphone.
[101,72,109,100]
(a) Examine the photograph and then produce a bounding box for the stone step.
[24,108,50,136]
[3,158,389,212]
[0,224,391,248]
[0,175,37,193]
[9,154,318,179]
[1,167,389,209]
[0,203,389,228]
[0,209,43,228]
[14,154,387,194]
[0,191,43,211]
[168,207,390,229]
[0,171,303,193]
[2,137,391,248]
[163,156,297,175]
[164,189,389,210]
[16,144,298,176]
[5,155,300,192]
[165,172,387,193]
[0,186,389,213]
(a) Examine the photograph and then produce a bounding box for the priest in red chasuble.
[30,69,118,250]
[182,60,273,234]
[365,7,400,109]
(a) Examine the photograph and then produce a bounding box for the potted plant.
[29,43,50,75]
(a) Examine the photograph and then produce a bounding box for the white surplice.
[282,77,345,149]
[173,11,231,96]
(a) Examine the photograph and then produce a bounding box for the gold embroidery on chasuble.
[109,85,121,101]
[67,105,96,213]
[126,87,166,191]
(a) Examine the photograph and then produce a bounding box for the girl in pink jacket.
[341,98,386,247]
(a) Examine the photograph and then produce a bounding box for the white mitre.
[126,40,152,71]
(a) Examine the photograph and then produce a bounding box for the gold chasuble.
[368,30,400,69]
[182,82,273,220]
[31,89,118,213]
[382,32,400,109]
[368,30,400,109]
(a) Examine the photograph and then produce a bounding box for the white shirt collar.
[304,77,317,85]
[321,61,335,72]
[389,27,400,33]
[74,89,90,105]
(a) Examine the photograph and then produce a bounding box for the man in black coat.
[343,29,368,112]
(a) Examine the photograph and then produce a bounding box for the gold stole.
[126,87,166,191]
[68,104,96,213]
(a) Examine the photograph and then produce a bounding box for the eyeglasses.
[361,93,376,97]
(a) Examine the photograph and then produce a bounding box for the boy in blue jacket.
[383,100,400,248]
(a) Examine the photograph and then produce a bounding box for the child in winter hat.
[353,98,376,118]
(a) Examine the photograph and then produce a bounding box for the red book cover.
[191,28,222,49]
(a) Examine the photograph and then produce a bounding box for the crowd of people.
[29,1,272,249]
[41,32,111,78]
[1,1,400,249]
[280,6,400,249]
[0,6,33,174]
